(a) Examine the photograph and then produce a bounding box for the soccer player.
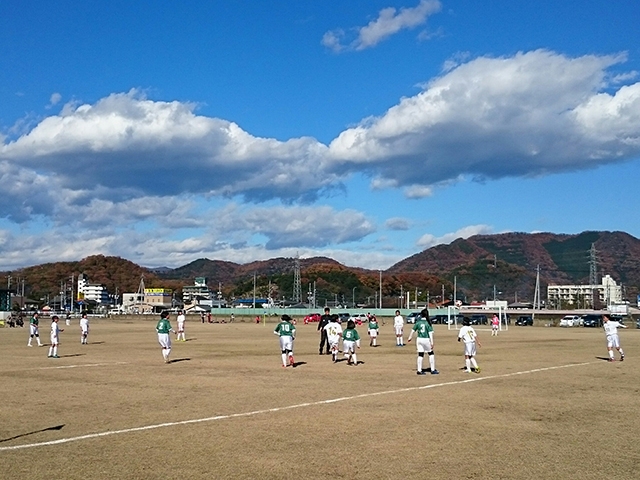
[603,314,626,362]
[274,314,296,367]
[80,313,89,344]
[176,310,186,341]
[342,320,361,366]
[48,315,63,358]
[367,315,379,347]
[407,309,439,375]
[458,318,482,373]
[324,314,343,362]
[491,314,500,336]
[156,311,176,363]
[393,310,405,346]
[27,312,43,347]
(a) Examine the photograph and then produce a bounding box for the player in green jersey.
[407,309,439,375]
[367,316,379,347]
[28,312,43,347]
[274,314,296,367]
[156,311,176,363]
[342,320,361,366]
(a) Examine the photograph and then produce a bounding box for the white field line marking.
[0,361,594,452]
[38,362,128,370]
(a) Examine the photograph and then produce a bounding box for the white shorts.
[343,340,356,354]
[463,342,477,357]
[368,329,378,338]
[158,333,171,349]
[30,325,39,336]
[50,334,59,345]
[492,324,499,330]
[606,334,620,349]
[279,336,293,351]
[416,337,433,353]
[327,336,340,350]
[81,327,89,334]
[394,326,403,336]
[177,322,185,333]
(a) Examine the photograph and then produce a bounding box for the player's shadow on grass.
[0,424,64,443]
[595,356,612,361]
[291,361,307,368]
[184,338,196,342]
[168,358,191,364]
[89,341,105,345]
[60,354,85,358]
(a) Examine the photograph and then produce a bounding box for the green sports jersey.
[368,320,379,330]
[30,316,39,326]
[412,319,433,338]
[343,328,360,341]
[274,321,295,337]
[156,318,172,334]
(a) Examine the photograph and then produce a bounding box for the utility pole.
[379,270,382,309]
[533,264,541,317]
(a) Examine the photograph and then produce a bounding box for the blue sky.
[1,0,639,270]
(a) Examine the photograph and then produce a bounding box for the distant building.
[77,273,110,306]
[144,288,173,311]
[547,274,622,308]
[182,277,227,309]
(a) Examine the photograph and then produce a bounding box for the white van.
[559,315,581,327]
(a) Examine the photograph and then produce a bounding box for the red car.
[303,313,322,324]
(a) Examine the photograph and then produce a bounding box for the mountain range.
[2,231,639,306]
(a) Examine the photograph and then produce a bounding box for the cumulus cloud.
[0,90,334,203]
[328,50,640,186]
[322,0,442,52]
[416,225,493,249]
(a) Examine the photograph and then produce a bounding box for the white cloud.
[0,90,334,203]
[404,185,433,198]
[416,225,493,249]
[48,92,62,107]
[328,50,640,187]
[385,217,411,230]
[322,0,442,52]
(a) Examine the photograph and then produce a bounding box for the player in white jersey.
[323,315,343,362]
[458,318,482,373]
[603,315,626,362]
[393,310,405,346]
[176,310,186,341]
[79,313,89,344]
[48,316,63,358]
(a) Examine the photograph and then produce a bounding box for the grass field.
[1,316,639,479]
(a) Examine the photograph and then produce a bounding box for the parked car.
[406,312,421,324]
[515,315,533,326]
[304,313,321,323]
[469,314,488,325]
[337,312,351,323]
[581,314,603,328]
[559,315,581,327]
[636,318,640,329]
[349,313,368,324]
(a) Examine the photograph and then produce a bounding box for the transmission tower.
[293,253,302,303]
[589,243,598,286]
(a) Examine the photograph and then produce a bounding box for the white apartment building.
[77,274,110,305]
[547,274,622,308]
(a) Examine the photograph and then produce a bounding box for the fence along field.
[1,316,638,479]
